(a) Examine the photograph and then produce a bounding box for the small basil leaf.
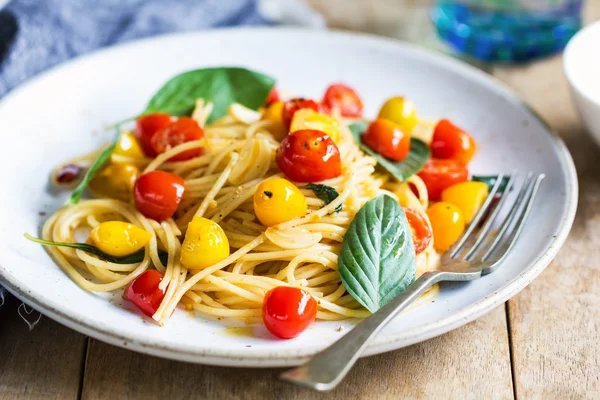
[348,121,430,182]
[338,195,416,313]
[66,129,119,205]
[472,175,511,193]
[302,183,342,213]
[144,67,276,123]
[24,233,169,265]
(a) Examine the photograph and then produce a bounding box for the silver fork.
[281,171,545,391]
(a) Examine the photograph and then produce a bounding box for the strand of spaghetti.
[192,304,261,318]
[76,251,139,272]
[203,275,263,303]
[143,140,206,173]
[158,221,178,291]
[194,152,239,218]
[322,284,346,302]
[198,292,228,309]
[318,298,371,318]
[205,141,243,176]
[184,290,202,304]
[159,234,265,324]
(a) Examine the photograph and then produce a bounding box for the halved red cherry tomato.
[417,159,469,201]
[123,270,166,317]
[135,113,173,157]
[150,117,204,161]
[262,286,317,339]
[431,119,477,165]
[362,118,410,161]
[322,83,363,118]
[134,171,185,221]
[276,129,342,182]
[265,87,280,106]
[281,98,320,129]
[404,208,432,254]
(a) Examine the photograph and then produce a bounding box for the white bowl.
[564,21,600,147]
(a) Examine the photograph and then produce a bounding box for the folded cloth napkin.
[0,0,270,305]
[0,0,270,98]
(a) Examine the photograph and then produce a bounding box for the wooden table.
[2,3,599,399]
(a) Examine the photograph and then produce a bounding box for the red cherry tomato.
[134,171,185,221]
[265,87,280,106]
[262,286,317,339]
[322,83,363,118]
[362,118,410,161]
[135,113,173,157]
[281,98,320,129]
[417,159,469,201]
[276,129,342,182]
[431,119,477,165]
[150,117,204,161]
[123,270,166,317]
[404,208,432,254]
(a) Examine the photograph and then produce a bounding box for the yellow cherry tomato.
[441,181,489,224]
[253,178,307,227]
[290,108,342,143]
[377,96,418,134]
[426,202,465,253]
[89,162,139,202]
[180,216,230,269]
[262,101,287,140]
[90,221,152,257]
[112,132,145,160]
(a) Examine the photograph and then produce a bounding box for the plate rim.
[0,27,579,367]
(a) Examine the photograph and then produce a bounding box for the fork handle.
[280,271,443,391]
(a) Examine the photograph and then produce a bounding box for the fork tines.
[441,170,545,273]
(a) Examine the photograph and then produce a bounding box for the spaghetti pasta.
[41,101,439,326]
[32,72,496,342]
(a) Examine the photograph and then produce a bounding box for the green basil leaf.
[66,130,119,205]
[144,67,276,123]
[24,233,169,265]
[302,183,342,213]
[348,121,430,182]
[472,175,511,193]
[338,195,416,313]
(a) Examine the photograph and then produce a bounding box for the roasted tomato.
[265,87,280,106]
[276,129,342,182]
[404,208,433,254]
[417,159,469,201]
[427,202,466,252]
[281,98,320,129]
[135,113,173,157]
[253,178,307,227]
[362,118,410,161]
[262,286,317,339]
[431,119,477,165]
[134,171,185,221]
[322,83,363,118]
[123,270,166,317]
[150,117,204,161]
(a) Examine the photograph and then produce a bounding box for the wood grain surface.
[493,4,600,399]
[0,295,86,399]
[2,1,599,399]
[80,307,512,400]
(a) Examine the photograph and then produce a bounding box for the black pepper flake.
[263,191,273,198]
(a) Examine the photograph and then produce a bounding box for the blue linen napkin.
[0,0,270,98]
[0,0,270,307]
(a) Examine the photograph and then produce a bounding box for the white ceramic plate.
[0,28,577,367]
